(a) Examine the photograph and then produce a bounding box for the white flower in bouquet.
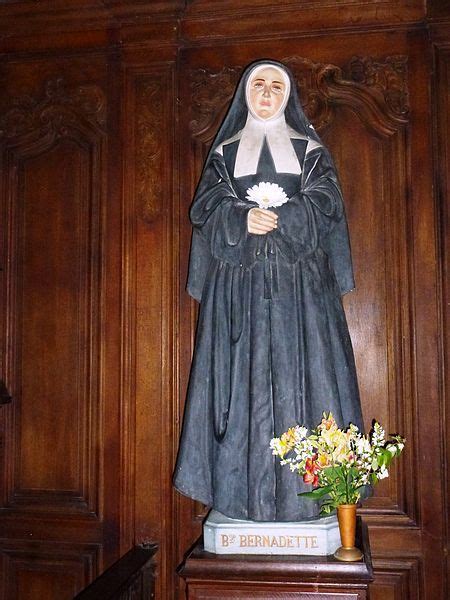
[270,412,405,513]
[246,182,288,209]
[377,465,389,479]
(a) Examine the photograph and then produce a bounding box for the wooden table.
[178,517,373,599]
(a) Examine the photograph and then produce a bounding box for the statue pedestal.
[178,517,373,600]
[203,510,340,555]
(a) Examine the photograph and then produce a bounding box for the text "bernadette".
[220,534,319,549]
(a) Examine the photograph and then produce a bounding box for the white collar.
[234,111,302,177]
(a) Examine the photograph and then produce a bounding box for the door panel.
[8,138,98,512]
[0,58,121,598]
[0,541,99,600]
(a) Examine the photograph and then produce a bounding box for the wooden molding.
[181,2,425,42]
[123,62,177,599]
[0,2,427,52]
[434,43,450,600]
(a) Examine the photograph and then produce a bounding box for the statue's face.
[248,67,287,120]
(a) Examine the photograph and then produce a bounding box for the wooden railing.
[74,544,157,600]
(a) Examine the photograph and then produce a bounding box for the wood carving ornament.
[174,60,364,522]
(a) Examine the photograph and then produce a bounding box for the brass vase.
[334,504,363,562]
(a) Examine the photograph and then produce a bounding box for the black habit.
[173,60,364,522]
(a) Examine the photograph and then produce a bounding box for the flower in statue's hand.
[246,182,288,209]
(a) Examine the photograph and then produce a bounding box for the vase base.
[334,545,363,562]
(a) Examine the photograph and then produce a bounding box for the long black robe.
[173,131,364,522]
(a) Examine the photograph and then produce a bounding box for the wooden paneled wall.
[0,2,447,599]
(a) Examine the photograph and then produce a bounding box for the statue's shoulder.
[214,130,243,156]
[287,125,322,155]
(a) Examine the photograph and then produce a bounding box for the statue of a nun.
[174,60,364,522]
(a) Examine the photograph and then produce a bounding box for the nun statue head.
[246,64,290,121]
[209,59,321,161]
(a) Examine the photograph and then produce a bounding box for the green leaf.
[298,485,332,499]
[349,466,359,477]
[387,445,397,456]
[334,481,347,494]
[324,467,347,489]
[320,505,333,516]
[378,452,389,467]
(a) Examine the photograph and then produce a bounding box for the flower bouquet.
[270,412,405,514]
[270,413,405,561]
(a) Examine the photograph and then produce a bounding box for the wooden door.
[0,54,122,599]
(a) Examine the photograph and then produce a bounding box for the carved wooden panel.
[0,54,122,598]
[0,78,105,515]
[0,541,99,600]
[122,63,176,600]
[370,558,420,600]
[187,56,409,132]
[0,5,445,600]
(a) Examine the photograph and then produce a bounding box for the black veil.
[187,59,324,302]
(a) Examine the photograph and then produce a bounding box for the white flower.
[377,465,389,480]
[246,182,288,209]
[297,426,309,440]
[269,439,283,456]
[372,422,386,447]
[355,437,372,456]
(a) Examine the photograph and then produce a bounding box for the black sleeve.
[272,148,355,294]
[186,154,256,301]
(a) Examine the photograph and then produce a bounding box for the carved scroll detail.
[189,66,242,139]
[346,55,409,117]
[135,76,164,224]
[284,57,335,130]
[0,78,106,140]
[188,55,409,139]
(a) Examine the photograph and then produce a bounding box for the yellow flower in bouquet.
[270,412,405,514]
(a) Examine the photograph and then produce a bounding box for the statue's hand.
[247,208,278,235]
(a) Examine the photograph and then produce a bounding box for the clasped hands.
[247,208,278,235]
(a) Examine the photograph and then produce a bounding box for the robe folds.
[173,133,364,522]
[173,58,365,522]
